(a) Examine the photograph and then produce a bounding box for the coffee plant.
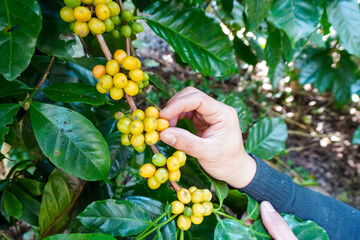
[2,0,360,239]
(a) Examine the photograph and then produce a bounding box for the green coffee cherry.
[131,22,143,33]
[121,25,132,37]
[121,9,133,22]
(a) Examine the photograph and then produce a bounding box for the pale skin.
[160,87,297,240]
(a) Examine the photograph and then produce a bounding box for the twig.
[30,56,55,98]
[288,130,328,138]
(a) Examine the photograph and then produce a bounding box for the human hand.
[159,87,256,188]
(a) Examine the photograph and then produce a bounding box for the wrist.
[225,152,257,189]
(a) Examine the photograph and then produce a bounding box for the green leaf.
[218,1,245,30]
[245,196,260,221]
[223,190,248,217]
[0,77,33,97]
[179,157,211,190]
[245,117,288,159]
[202,171,228,209]
[78,199,152,237]
[30,102,110,181]
[0,190,23,220]
[0,103,21,146]
[268,59,285,88]
[270,0,323,46]
[148,72,176,98]
[282,214,329,239]
[218,93,252,132]
[42,83,109,106]
[352,127,360,145]
[144,1,237,76]
[250,220,272,240]
[221,0,234,13]
[245,0,270,29]
[67,57,107,86]
[233,37,258,66]
[17,178,45,196]
[44,233,117,240]
[265,29,282,70]
[39,170,83,237]
[36,0,84,59]
[214,219,256,239]
[326,0,360,57]
[0,0,42,80]
[11,185,40,226]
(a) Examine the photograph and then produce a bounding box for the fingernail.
[262,201,276,212]
[161,132,176,146]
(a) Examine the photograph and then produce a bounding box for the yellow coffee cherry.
[73,21,89,37]
[120,133,131,146]
[191,215,203,225]
[191,189,205,204]
[95,4,110,20]
[192,203,205,217]
[171,201,185,215]
[139,163,156,178]
[60,7,76,23]
[203,189,212,202]
[177,188,191,204]
[134,143,146,152]
[168,170,181,181]
[148,176,161,189]
[188,186,197,194]
[99,75,113,89]
[144,131,159,145]
[132,109,145,121]
[81,0,93,4]
[135,58,141,69]
[117,117,132,134]
[143,118,157,132]
[167,156,180,172]
[92,64,107,79]
[109,87,124,100]
[156,119,169,131]
[154,168,169,184]
[177,215,191,231]
[122,56,137,70]
[129,69,144,82]
[123,80,139,96]
[113,73,128,88]
[106,60,120,76]
[202,201,213,216]
[106,1,120,17]
[131,134,145,147]
[173,151,186,167]
[93,0,106,5]
[129,120,144,135]
[88,17,106,35]
[145,106,159,119]
[114,49,127,64]
[114,111,124,120]
[73,6,91,22]
[96,82,108,94]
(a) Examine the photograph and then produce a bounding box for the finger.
[160,127,207,157]
[260,201,298,240]
[165,87,200,107]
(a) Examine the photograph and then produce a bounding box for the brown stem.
[126,37,131,56]
[30,56,55,98]
[96,34,112,61]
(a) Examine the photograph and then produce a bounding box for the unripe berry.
[114,111,124,120]
[81,0,93,4]
[99,75,113,89]
[154,168,169,184]
[177,215,191,231]
[183,207,193,217]
[113,73,128,88]
[203,189,212,202]
[121,25,132,38]
[156,119,169,131]
[106,60,120,76]
[192,203,205,217]
[120,133,131,146]
[171,201,185,215]
[69,22,75,32]
[147,176,161,189]
[143,118,157,132]
[152,153,167,167]
[124,80,139,96]
[144,131,159,145]
[129,69,144,82]
[134,143,146,152]
[121,9,133,22]
[129,120,144,135]
[112,29,121,39]
[117,117,132,133]
[64,0,81,8]
[109,87,124,100]
[167,156,180,172]
[92,65,106,79]
[139,163,156,178]
[202,201,213,216]
[132,109,145,121]
[111,16,121,26]
[177,188,191,204]
[131,22,144,33]
[73,6,91,22]
[191,189,205,204]
[73,21,89,37]
[145,106,159,119]
[143,72,149,81]
[60,7,76,23]
[131,134,145,147]
[168,170,181,181]
[96,82,108,94]
[95,4,111,21]
[173,151,186,167]
[191,215,203,225]
[104,18,114,32]
[114,49,127,64]
[106,1,120,17]
[93,0,106,5]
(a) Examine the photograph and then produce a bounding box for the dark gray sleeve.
[240,154,360,240]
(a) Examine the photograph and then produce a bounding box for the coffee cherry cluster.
[116,107,169,151]
[112,9,144,39]
[92,49,149,99]
[172,186,213,230]
[139,151,186,189]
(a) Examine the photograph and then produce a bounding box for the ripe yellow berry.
[177,188,191,204]
[92,65,107,79]
[167,156,180,172]
[114,49,127,64]
[145,131,159,145]
[168,170,181,181]
[129,69,144,82]
[112,73,127,88]
[171,201,185,215]
[148,176,161,189]
[132,109,145,121]
[60,7,76,23]
[88,17,106,35]
[191,189,205,204]
[117,117,132,133]
[145,106,159,119]
[106,1,120,17]
[109,87,123,100]
[135,58,141,69]
[191,215,203,225]
[95,4,111,20]
[134,143,146,152]
[177,215,191,231]
[73,6,91,22]
[73,21,89,37]
[188,186,197,194]
[99,75,113,89]
[202,201,213,216]
[106,60,120,76]
[122,56,138,70]
[96,82,108,94]
[143,118,157,132]
[81,0,93,4]
[154,168,169,184]
[173,151,186,167]
[124,80,139,96]
[203,189,212,202]
[131,134,145,147]
[156,119,169,131]
[93,0,106,5]
[139,163,156,178]
[129,120,144,135]
[192,203,205,217]
[120,133,131,146]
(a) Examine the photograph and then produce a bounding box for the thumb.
[160,127,206,157]
[260,201,298,240]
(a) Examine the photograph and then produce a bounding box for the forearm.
[240,154,360,240]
